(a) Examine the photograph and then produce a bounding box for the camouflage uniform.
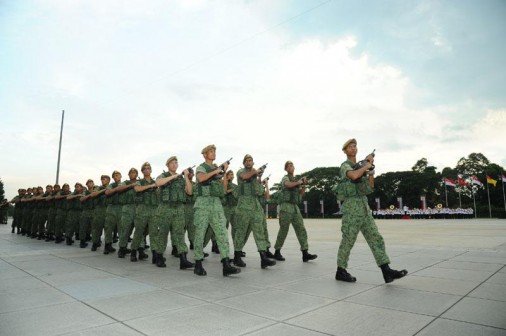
[193,163,230,260]
[274,175,309,251]
[184,182,196,245]
[91,186,108,245]
[131,178,158,251]
[154,172,188,255]
[46,192,57,238]
[65,191,82,241]
[21,193,33,234]
[104,182,122,244]
[54,191,70,240]
[337,160,390,268]
[223,182,238,241]
[79,189,94,241]
[234,168,268,252]
[11,195,23,232]
[118,180,137,249]
[38,192,51,237]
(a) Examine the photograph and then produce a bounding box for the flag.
[443,178,456,187]
[486,176,497,187]
[471,176,483,186]
[501,174,506,183]
[458,177,467,186]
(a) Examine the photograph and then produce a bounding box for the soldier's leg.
[261,215,271,248]
[171,206,188,254]
[274,210,292,250]
[119,207,134,249]
[233,210,250,252]
[291,209,309,251]
[193,208,210,261]
[250,210,268,252]
[155,205,170,254]
[30,210,39,236]
[337,215,362,269]
[131,208,147,251]
[104,208,114,244]
[184,205,195,244]
[54,212,64,241]
[210,207,230,260]
[203,225,214,248]
[361,216,390,267]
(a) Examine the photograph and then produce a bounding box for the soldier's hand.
[222,161,229,171]
[366,155,374,164]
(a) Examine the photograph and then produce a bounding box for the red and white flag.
[444,178,456,187]
[458,177,467,186]
[502,174,506,183]
[471,176,483,186]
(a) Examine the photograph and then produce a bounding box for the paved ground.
[1,218,505,336]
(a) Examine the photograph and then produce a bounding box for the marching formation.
[7,140,407,284]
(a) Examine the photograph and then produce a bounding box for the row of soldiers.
[9,144,317,276]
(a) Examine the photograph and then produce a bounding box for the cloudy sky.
[1,0,505,199]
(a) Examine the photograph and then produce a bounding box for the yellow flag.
[486,175,497,186]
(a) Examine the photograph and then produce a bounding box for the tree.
[456,153,490,176]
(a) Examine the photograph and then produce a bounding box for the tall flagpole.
[472,188,477,218]
[444,184,448,207]
[502,174,506,212]
[486,179,492,218]
[56,110,65,184]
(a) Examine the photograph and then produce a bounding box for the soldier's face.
[129,171,138,180]
[244,158,254,169]
[142,165,152,176]
[46,186,52,193]
[286,163,295,175]
[344,143,357,157]
[205,149,216,161]
[168,160,178,173]
[113,173,121,183]
[54,186,60,192]
[87,182,94,190]
[75,185,83,193]
[63,185,70,192]
[101,177,110,186]
[226,172,234,181]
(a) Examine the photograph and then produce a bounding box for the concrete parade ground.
[1,218,505,336]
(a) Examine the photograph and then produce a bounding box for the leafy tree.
[456,153,490,176]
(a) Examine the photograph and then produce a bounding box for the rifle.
[261,174,271,185]
[353,149,375,171]
[214,158,233,179]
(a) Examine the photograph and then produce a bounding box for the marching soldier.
[79,179,96,248]
[45,185,60,241]
[90,175,110,251]
[184,169,196,250]
[117,168,139,258]
[54,184,70,243]
[36,185,52,240]
[103,171,123,255]
[273,161,317,262]
[10,189,25,234]
[192,144,240,277]
[131,162,157,262]
[336,139,407,283]
[222,170,238,246]
[154,156,194,269]
[65,183,84,245]
[233,154,276,269]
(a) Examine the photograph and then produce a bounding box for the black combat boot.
[179,253,194,270]
[265,249,275,259]
[274,249,285,261]
[55,237,64,244]
[222,258,241,276]
[212,241,220,254]
[152,250,157,264]
[130,250,138,262]
[240,251,246,257]
[80,240,88,248]
[335,267,357,282]
[37,234,43,240]
[138,248,148,260]
[91,243,99,251]
[189,240,194,250]
[302,250,317,262]
[380,264,408,283]
[194,260,207,276]
[233,251,246,267]
[66,237,74,246]
[171,245,178,258]
[259,251,276,269]
[103,243,116,255]
[117,247,127,258]
[11,227,15,233]
[155,252,166,268]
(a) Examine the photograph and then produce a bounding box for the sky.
[1,0,505,200]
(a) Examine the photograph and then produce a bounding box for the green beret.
[342,138,357,150]
[243,154,253,163]
[201,144,216,154]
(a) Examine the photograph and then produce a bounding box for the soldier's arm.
[239,169,258,181]
[155,174,179,187]
[183,170,193,195]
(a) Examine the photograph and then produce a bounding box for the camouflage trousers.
[79,209,93,241]
[22,208,33,233]
[65,210,80,239]
[224,205,237,242]
[193,197,230,260]
[132,204,156,251]
[119,204,136,248]
[234,205,268,252]
[91,206,107,244]
[274,203,308,251]
[184,203,195,244]
[104,205,122,244]
[30,209,42,235]
[54,209,67,239]
[13,208,22,230]
[245,212,271,249]
[46,208,56,235]
[154,203,187,255]
[337,198,390,268]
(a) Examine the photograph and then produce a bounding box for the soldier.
[154,156,194,269]
[29,186,42,238]
[36,185,52,240]
[117,168,139,258]
[257,175,275,258]
[45,184,60,241]
[90,175,110,251]
[79,179,96,248]
[192,144,240,277]
[273,161,317,262]
[184,169,196,250]
[65,183,84,245]
[10,189,25,234]
[233,154,276,269]
[20,187,33,236]
[54,184,70,243]
[336,139,407,283]
[103,171,123,255]
[131,162,157,262]
[222,170,238,246]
